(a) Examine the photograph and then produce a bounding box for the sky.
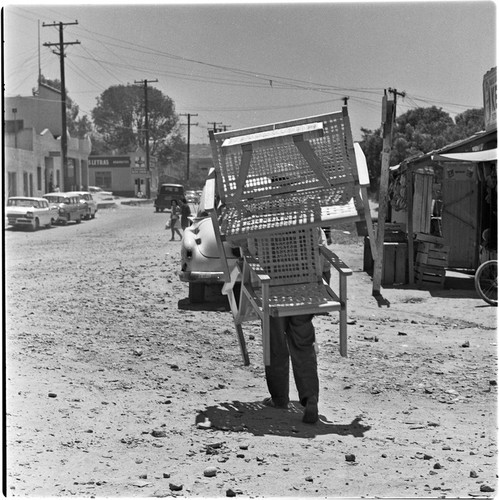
[3,1,497,145]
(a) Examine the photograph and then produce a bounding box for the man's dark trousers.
[265,314,319,407]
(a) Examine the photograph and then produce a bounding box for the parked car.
[155,183,185,212]
[185,190,200,204]
[179,178,240,303]
[6,196,59,230]
[88,186,113,198]
[66,191,97,220]
[42,193,86,225]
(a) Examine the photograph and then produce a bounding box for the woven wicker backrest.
[247,227,322,286]
[210,110,357,204]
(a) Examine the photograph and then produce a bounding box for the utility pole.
[179,113,198,184]
[12,108,18,149]
[43,21,80,191]
[372,88,406,297]
[208,122,223,133]
[135,79,158,199]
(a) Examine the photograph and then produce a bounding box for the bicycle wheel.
[475,260,498,306]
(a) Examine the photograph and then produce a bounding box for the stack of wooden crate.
[363,223,408,286]
[414,233,449,287]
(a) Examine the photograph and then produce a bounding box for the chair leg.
[339,274,348,357]
[236,324,250,366]
[262,315,271,366]
[262,284,271,366]
[221,265,250,365]
[339,309,347,357]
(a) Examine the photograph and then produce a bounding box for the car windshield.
[8,199,38,207]
[159,185,183,194]
[44,196,65,203]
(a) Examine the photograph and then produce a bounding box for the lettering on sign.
[89,156,131,168]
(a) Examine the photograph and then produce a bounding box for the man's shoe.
[263,397,289,409]
[302,396,318,424]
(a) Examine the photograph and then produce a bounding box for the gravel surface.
[5,203,497,498]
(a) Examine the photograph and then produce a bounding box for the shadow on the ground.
[178,296,230,312]
[195,400,371,439]
[378,274,480,300]
[178,284,233,311]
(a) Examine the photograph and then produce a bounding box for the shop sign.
[483,67,497,132]
[89,156,130,168]
[131,156,149,174]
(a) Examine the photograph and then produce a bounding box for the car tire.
[76,215,82,224]
[189,282,205,303]
[155,207,159,213]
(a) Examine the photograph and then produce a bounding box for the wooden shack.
[388,129,497,285]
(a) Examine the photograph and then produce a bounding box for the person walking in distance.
[180,198,192,231]
[169,200,183,241]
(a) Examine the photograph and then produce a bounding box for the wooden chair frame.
[205,107,373,366]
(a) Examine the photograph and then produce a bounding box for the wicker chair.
[206,107,372,365]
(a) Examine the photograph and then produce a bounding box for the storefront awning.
[431,148,497,163]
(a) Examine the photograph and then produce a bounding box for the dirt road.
[5,203,497,498]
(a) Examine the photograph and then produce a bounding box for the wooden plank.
[427,249,449,259]
[426,257,448,267]
[385,222,407,232]
[293,137,331,189]
[383,244,396,285]
[407,170,415,284]
[415,233,446,245]
[394,244,408,283]
[414,268,446,279]
[415,273,445,285]
[363,237,374,273]
[359,188,378,260]
[413,174,424,233]
[372,94,395,295]
[417,242,449,254]
[232,144,253,201]
[414,264,446,277]
[221,121,324,148]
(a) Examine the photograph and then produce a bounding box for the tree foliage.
[91,84,185,161]
[359,105,485,193]
[39,75,93,139]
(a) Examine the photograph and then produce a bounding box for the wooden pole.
[372,90,396,295]
[407,169,415,284]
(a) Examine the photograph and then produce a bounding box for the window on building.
[29,173,33,196]
[95,171,112,189]
[37,167,42,191]
[23,172,29,196]
[5,119,24,134]
[8,172,17,197]
[56,170,61,189]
